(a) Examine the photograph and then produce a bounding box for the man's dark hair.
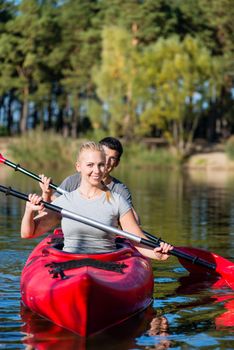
[99,137,123,159]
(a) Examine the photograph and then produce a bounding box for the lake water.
[0,166,233,349]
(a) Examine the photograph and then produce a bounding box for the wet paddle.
[143,230,234,283]
[0,184,233,289]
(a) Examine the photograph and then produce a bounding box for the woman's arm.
[21,193,61,239]
[119,209,173,260]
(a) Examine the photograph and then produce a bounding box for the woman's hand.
[153,242,173,260]
[26,193,44,212]
[39,174,53,202]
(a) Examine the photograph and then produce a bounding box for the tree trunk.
[56,107,64,132]
[47,99,52,129]
[32,106,38,129]
[19,86,29,133]
[123,85,134,140]
[71,111,78,138]
[6,91,14,135]
[71,94,79,138]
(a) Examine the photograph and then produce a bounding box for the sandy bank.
[185,152,234,171]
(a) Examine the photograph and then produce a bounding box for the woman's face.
[76,150,106,185]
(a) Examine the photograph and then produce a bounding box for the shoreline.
[184,152,234,171]
[1,136,234,171]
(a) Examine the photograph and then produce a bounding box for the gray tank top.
[52,190,131,254]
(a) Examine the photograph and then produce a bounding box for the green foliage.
[199,0,234,55]
[138,35,222,154]
[0,0,232,149]
[93,26,141,138]
[7,131,179,170]
[85,99,105,131]
[60,0,101,94]
[0,126,8,136]
[121,143,179,169]
[8,130,82,170]
[225,136,234,160]
[85,129,108,143]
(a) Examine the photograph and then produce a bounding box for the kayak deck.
[21,229,154,336]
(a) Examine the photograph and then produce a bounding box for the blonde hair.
[77,141,105,160]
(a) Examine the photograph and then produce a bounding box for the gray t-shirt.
[52,190,131,254]
[55,172,132,206]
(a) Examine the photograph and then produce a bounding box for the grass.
[225,136,234,160]
[8,130,83,171]
[122,143,180,169]
[6,130,180,171]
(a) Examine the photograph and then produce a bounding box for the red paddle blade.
[0,153,6,163]
[177,247,234,287]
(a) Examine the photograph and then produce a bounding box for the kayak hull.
[20,229,154,336]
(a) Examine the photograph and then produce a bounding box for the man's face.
[102,145,120,176]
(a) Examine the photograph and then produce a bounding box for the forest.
[0,0,233,155]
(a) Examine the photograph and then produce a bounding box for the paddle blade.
[177,246,234,281]
[0,153,6,163]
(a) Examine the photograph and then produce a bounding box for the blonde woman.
[21,142,173,260]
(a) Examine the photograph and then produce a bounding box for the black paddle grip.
[0,185,62,213]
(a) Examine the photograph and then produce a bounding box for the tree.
[0,0,46,133]
[198,0,234,137]
[139,35,222,155]
[58,0,101,137]
[93,26,140,139]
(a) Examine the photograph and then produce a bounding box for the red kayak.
[20,229,154,337]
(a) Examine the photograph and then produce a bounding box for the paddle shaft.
[0,185,216,270]
[143,230,217,270]
[0,156,66,195]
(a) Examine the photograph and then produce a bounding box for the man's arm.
[112,179,141,224]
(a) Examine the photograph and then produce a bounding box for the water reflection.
[183,170,234,256]
[176,274,234,330]
[215,298,234,328]
[20,307,86,350]
[145,315,171,350]
[20,305,160,350]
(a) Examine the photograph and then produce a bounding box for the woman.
[21,141,173,260]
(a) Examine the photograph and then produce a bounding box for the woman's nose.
[94,164,102,173]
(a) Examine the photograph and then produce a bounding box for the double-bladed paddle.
[0,154,234,288]
[0,184,233,289]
